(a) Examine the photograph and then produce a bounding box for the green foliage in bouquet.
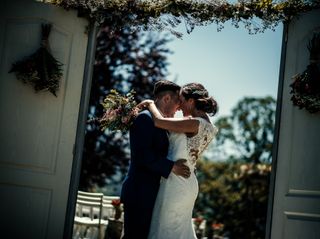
[290,33,320,113]
[99,89,138,132]
[9,24,63,96]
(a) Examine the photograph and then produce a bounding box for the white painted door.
[270,9,320,239]
[0,0,88,238]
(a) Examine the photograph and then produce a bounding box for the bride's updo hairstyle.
[181,83,218,116]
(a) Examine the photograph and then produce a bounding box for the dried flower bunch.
[9,24,63,96]
[290,33,320,113]
[99,89,139,132]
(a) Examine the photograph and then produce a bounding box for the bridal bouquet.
[99,89,139,132]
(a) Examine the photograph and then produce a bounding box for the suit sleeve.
[131,113,174,178]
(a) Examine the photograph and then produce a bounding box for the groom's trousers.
[122,202,153,239]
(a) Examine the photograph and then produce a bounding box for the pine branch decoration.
[9,24,63,96]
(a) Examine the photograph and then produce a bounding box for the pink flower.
[212,223,224,230]
[104,109,117,121]
[111,199,121,207]
[121,116,130,124]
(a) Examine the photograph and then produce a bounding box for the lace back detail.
[187,118,217,166]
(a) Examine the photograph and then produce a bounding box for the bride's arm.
[140,100,199,133]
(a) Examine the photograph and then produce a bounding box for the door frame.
[61,20,290,239]
[265,22,288,239]
[63,21,99,239]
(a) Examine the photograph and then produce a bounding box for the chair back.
[74,191,122,239]
[76,191,104,222]
[74,191,105,239]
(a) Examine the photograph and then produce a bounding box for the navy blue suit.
[120,110,174,239]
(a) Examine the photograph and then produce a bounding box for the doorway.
[69,20,282,239]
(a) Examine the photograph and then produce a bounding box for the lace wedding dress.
[148,117,218,239]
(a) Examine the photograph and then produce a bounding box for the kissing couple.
[120,80,218,239]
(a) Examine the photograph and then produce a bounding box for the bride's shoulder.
[196,117,218,135]
[210,123,219,136]
[194,116,210,126]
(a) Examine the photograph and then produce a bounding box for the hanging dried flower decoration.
[290,33,320,113]
[9,24,63,96]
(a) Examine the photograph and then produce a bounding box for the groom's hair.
[153,80,181,98]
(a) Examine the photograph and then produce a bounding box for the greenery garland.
[290,33,320,113]
[9,24,63,96]
[44,0,319,37]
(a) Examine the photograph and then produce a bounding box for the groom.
[120,80,191,239]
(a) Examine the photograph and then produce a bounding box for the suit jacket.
[120,110,174,210]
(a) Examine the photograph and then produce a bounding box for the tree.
[194,159,271,239]
[212,96,276,163]
[79,23,172,191]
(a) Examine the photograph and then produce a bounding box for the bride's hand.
[136,99,154,109]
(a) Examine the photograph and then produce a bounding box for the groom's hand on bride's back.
[172,159,191,178]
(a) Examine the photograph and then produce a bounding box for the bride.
[140,83,218,239]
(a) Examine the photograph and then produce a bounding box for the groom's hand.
[172,159,191,178]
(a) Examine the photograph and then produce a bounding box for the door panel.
[270,9,320,239]
[0,0,88,238]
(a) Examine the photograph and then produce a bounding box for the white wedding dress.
[148,117,218,239]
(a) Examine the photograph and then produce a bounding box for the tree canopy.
[212,96,276,163]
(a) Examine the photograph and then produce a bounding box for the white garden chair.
[73,191,107,239]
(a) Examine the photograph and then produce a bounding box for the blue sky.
[166,22,283,118]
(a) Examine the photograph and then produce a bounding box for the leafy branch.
[44,0,319,37]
